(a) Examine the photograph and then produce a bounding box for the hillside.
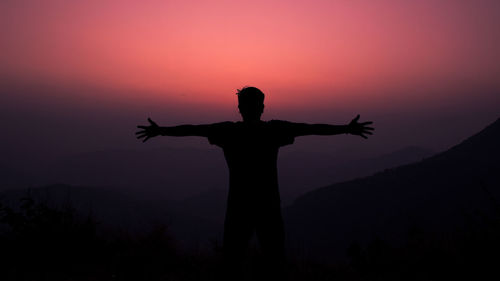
[284,117,500,258]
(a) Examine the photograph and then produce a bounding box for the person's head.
[236,86,265,122]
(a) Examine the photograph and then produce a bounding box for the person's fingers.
[136,132,152,138]
[143,136,151,142]
[148,118,158,126]
[364,127,375,130]
[137,125,148,129]
[353,114,360,122]
[135,131,146,135]
[137,134,146,139]
[363,131,373,135]
[360,133,367,139]
[361,121,373,125]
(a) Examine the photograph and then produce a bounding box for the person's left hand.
[348,115,374,139]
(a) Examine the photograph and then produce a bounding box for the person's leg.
[255,204,286,280]
[222,206,254,280]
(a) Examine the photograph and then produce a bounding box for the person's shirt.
[207,120,296,203]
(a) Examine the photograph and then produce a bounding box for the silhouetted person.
[136,87,374,279]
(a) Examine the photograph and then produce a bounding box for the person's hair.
[236,86,265,104]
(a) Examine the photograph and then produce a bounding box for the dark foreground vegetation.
[1,197,499,281]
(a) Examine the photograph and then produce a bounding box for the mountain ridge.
[285,117,500,259]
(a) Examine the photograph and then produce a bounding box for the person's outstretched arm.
[290,115,374,139]
[135,118,212,142]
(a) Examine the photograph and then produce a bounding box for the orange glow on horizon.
[1,0,499,110]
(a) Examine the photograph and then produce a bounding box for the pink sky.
[2,0,499,112]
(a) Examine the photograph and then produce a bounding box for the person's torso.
[219,121,285,203]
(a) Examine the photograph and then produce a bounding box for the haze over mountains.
[0,144,433,203]
[1,117,498,259]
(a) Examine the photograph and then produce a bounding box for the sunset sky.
[1,0,499,156]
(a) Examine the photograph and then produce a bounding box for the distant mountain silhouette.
[0,147,228,199]
[280,146,434,201]
[1,145,434,203]
[284,117,500,259]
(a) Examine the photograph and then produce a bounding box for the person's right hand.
[347,115,374,139]
[136,118,161,142]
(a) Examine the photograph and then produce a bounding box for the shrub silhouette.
[0,196,178,281]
